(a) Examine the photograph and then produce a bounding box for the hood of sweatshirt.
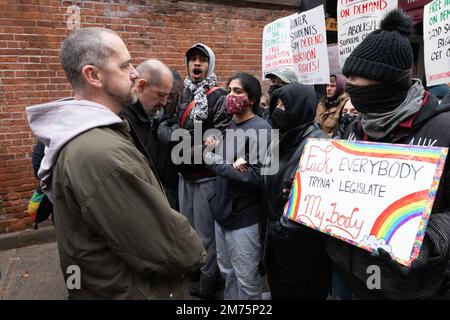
[330,73,348,101]
[185,43,216,79]
[26,98,123,200]
[269,82,317,129]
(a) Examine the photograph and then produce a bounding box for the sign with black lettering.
[337,0,398,68]
[284,138,448,267]
[424,0,450,86]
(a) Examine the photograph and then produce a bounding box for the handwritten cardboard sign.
[262,5,329,84]
[262,15,293,77]
[337,0,398,69]
[290,5,330,84]
[423,0,450,86]
[284,139,448,266]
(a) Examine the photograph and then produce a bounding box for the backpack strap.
[180,86,219,128]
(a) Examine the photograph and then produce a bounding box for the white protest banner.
[328,44,341,75]
[262,15,294,77]
[284,139,448,267]
[423,0,450,86]
[262,6,329,84]
[290,5,330,84]
[338,0,398,69]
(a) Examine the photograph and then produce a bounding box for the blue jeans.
[215,222,262,300]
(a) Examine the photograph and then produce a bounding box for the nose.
[130,65,139,82]
[160,95,168,106]
[193,58,201,66]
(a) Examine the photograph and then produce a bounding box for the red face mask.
[226,95,249,115]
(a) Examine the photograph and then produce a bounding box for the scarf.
[184,73,217,123]
[360,81,424,140]
[345,70,412,114]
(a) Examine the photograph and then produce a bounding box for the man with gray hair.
[121,59,174,173]
[26,28,206,299]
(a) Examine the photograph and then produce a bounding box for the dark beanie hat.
[342,9,413,84]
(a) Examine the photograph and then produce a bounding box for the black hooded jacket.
[327,90,450,299]
[269,82,317,130]
[261,83,332,291]
[263,83,326,221]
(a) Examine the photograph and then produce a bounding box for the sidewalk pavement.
[0,226,268,300]
[0,240,219,300]
[0,241,68,300]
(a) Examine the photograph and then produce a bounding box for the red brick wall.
[0,0,295,233]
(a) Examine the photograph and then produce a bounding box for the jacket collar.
[129,100,151,123]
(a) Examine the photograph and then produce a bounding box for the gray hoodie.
[185,43,216,78]
[27,98,207,300]
[26,98,122,201]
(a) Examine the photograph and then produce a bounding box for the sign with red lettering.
[290,5,330,84]
[337,0,398,68]
[423,0,450,86]
[262,5,330,84]
[284,139,448,266]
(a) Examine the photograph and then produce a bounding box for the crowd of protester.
[27,9,450,300]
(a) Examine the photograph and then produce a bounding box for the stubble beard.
[104,82,136,108]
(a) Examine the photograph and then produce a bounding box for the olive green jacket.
[27,99,206,299]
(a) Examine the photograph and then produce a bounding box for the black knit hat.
[342,9,414,83]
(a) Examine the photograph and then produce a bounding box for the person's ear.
[81,65,102,88]
[136,79,147,93]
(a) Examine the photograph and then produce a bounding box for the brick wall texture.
[0,0,295,233]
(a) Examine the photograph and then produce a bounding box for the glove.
[377,238,430,276]
[281,177,294,205]
[280,214,302,231]
[377,248,411,276]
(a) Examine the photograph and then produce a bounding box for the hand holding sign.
[377,237,430,276]
[281,177,294,205]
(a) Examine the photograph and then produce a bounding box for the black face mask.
[270,108,295,133]
[339,113,357,132]
[268,84,282,96]
[345,83,409,114]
